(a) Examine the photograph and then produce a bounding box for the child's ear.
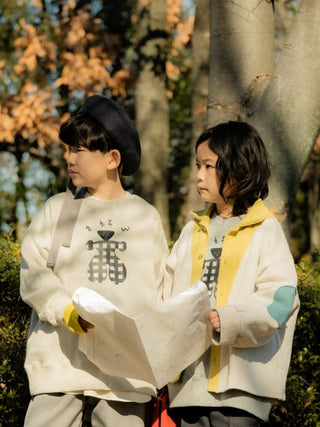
[107,149,121,170]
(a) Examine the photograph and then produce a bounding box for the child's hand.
[78,316,94,332]
[208,310,221,333]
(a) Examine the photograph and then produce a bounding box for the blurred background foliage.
[268,253,320,426]
[0,232,30,426]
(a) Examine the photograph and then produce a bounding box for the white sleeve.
[20,196,71,326]
[150,210,169,304]
[213,220,299,348]
[162,221,194,300]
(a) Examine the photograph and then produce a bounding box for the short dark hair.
[59,113,115,153]
[196,121,270,215]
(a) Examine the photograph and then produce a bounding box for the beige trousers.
[24,393,153,427]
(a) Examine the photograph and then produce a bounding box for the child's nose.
[196,167,204,181]
[66,151,75,165]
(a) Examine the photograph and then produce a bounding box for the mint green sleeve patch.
[267,286,296,327]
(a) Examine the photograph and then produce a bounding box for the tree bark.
[208,0,274,125]
[135,0,170,238]
[305,150,320,252]
[207,0,320,238]
[252,0,320,235]
[182,0,210,223]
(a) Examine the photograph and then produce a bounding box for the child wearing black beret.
[20,95,168,426]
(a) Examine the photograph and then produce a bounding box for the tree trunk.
[135,0,170,238]
[208,0,274,126]
[306,149,320,252]
[182,0,210,223]
[207,0,320,238]
[252,0,320,236]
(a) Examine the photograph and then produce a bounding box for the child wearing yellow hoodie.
[165,121,299,426]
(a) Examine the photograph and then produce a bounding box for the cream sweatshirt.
[20,191,168,401]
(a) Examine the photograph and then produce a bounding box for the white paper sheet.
[73,281,212,388]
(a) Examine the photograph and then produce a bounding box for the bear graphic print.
[87,230,127,284]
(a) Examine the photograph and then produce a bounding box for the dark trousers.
[169,406,262,427]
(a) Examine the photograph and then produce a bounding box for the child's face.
[196,140,234,216]
[66,146,113,193]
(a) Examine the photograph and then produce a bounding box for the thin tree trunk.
[181,0,210,224]
[307,151,320,252]
[135,0,170,238]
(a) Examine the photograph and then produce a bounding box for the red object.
[151,388,176,427]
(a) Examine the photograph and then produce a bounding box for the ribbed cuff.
[63,303,85,334]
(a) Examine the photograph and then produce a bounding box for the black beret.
[79,95,141,176]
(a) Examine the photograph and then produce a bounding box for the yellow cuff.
[63,303,85,334]
[172,373,181,383]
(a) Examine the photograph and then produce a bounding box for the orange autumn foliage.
[0,1,193,148]
[14,18,57,75]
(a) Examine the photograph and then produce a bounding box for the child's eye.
[195,162,200,169]
[68,146,80,153]
[206,164,215,169]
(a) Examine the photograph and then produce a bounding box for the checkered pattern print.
[87,240,127,284]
